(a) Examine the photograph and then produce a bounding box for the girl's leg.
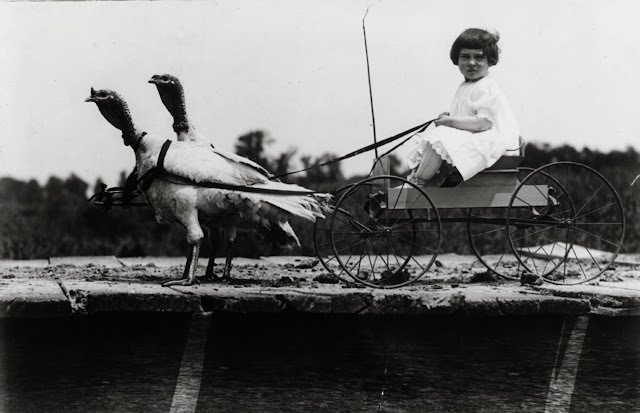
[413,142,443,183]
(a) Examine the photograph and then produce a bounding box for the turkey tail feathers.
[258,192,332,222]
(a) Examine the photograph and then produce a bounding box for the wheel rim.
[329,175,442,288]
[508,162,625,284]
[467,168,534,279]
[313,185,354,283]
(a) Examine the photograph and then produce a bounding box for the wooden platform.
[2,255,639,318]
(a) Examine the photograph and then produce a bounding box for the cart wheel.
[507,162,625,284]
[313,184,354,283]
[329,175,442,288]
[467,168,534,279]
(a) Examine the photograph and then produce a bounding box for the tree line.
[1,130,639,259]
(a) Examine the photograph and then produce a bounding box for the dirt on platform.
[2,255,639,291]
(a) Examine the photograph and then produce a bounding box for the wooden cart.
[313,149,625,288]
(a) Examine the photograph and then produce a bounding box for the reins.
[89,119,433,208]
[270,119,434,180]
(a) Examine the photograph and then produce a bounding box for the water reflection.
[0,314,638,412]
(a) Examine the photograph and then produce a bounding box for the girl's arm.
[435,115,492,132]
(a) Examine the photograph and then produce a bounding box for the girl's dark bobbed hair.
[450,28,500,66]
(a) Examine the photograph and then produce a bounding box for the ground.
[1,254,640,318]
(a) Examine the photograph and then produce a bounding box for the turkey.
[148,73,272,177]
[148,73,291,280]
[86,87,329,286]
[149,73,221,280]
[148,73,205,144]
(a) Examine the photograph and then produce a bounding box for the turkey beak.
[148,76,159,84]
[85,87,97,102]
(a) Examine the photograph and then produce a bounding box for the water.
[1,314,638,412]
[0,313,189,413]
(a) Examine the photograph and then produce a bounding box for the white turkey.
[86,87,329,286]
[149,73,218,279]
[148,73,294,280]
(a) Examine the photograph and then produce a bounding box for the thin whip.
[363,7,378,158]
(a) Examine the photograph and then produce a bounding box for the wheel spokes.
[329,175,441,288]
[508,162,624,284]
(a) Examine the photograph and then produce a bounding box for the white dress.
[407,76,520,181]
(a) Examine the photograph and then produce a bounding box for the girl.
[407,28,519,185]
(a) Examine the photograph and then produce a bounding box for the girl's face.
[457,48,489,81]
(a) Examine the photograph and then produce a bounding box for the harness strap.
[161,175,317,195]
[138,139,172,191]
[271,119,434,180]
[127,131,147,151]
[157,139,172,170]
[136,139,315,195]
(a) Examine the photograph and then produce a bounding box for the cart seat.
[486,136,526,170]
[457,137,526,187]
[485,154,524,170]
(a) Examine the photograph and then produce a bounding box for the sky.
[1,0,639,188]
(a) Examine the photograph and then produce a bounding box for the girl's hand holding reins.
[434,114,452,127]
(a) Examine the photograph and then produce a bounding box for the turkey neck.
[97,99,140,148]
[158,83,191,134]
